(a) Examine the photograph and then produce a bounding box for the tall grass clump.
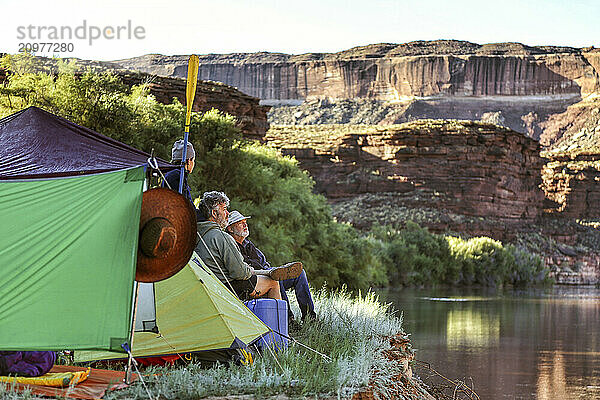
[0,383,42,400]
[101,289,406,399]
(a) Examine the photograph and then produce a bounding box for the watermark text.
[16,20,146,46]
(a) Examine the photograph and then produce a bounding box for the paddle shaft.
[177,131,189,194]
[178,55,199,194]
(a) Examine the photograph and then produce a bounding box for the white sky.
[1,0,598,61]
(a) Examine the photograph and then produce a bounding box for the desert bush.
[373,222,549,287]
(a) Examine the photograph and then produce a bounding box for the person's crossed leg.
[251,275,282,300]
[280,270,316,321]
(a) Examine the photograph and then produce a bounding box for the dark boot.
[269,262,303,281]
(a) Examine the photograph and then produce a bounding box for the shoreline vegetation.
[102,290,418,399]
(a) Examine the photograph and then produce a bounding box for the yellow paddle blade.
[185,54,200,131]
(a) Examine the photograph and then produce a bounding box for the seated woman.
[0,351,56,377]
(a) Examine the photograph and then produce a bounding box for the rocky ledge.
[266,121,544,222]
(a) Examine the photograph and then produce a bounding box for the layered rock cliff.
[114,42,600,100]
[542,152,600,219]
[113,41,600,146]
[265,121,544,222]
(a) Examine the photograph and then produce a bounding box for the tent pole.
[122,341,155,399]
[125,177,147,382]
[252,323,332,362]
[125,353,133,384]
[124,281,140,384]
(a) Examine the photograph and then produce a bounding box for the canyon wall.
[115,42,600,101]
[113,42,600,145]
[265,123,600,262]
[265,121,544,222]
[189,54,598,100]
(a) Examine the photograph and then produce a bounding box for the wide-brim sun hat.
[136,188,197,282]
[227,210,251,228]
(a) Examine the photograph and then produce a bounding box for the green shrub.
[372,222,458,285]
[373,222,549,287]
[193,141,388,289]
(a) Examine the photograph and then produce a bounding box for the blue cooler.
[244,298,289,350]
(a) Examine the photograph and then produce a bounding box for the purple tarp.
[0,107,175,179]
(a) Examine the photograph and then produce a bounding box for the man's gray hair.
[200,191,230,218]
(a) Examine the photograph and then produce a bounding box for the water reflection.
[537,350,567,400]
[446,308,499,349]
[379,286,600,399]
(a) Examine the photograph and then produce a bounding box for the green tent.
[0,167,145,352]
[0,106,175,353]
[0,107,268,359]
[76,252,269,362]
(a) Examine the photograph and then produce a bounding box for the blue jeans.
[279,270,316,321]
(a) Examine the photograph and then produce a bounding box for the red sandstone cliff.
[542,152,600,219]
[265,121,544,222]
[265,122,599,225]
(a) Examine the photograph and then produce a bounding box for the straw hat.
[136,188,197,282]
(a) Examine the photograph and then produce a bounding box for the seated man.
[226,211,317,322]
[196,191,301,301]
